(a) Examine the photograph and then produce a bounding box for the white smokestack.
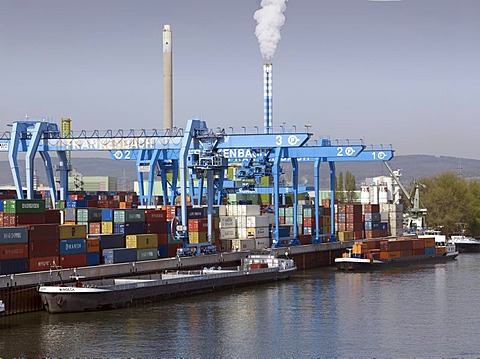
[253,0,288,60]
[163,24,173,130]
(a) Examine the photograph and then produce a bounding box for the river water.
[1,253,480,358]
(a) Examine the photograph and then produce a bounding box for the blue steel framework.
[0,118,394,250]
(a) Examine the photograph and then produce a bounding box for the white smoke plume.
[254,0,288,60]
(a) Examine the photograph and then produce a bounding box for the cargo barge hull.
[38,253,296,313]
[335,252,458,270]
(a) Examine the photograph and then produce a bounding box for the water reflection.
[1,256,480,357]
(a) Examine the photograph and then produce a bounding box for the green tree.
[345,171,356,203]
[335,172,346,203]
[419,172,473,236]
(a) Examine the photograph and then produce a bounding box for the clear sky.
[1,0,479,159]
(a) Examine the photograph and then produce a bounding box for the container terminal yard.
[0,25,401,316]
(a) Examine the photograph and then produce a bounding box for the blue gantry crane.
[0,117,394,252]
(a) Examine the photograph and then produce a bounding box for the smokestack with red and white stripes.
[163,24,173,130]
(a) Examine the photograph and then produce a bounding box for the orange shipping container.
[86,238,100,253]
[89,222,102,235]
[380,250,401,259]
[436,246,447,254]
[412,238,425,249]
[423,237,436,247]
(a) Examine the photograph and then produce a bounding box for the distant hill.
[0,155,477,190]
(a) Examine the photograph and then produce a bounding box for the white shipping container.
[219,216,236,229]
[246,215,270,228]
[219,228,237,240]
[236,216,247,228]
[226,205,237,216]
[237,205,261,216]
[247,226,269,239]
[231,239,256,251]
[216,205,227,216]
[255,237,270,249]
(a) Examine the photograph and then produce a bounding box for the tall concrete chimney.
[163,24,173,130]
[263,63,273,134]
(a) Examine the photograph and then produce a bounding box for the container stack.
[126,234,159,261]
[59,224,88,268]
[380,203,403,237]
[337,204,363,242]
[76,208,102,234]
[113,209,145,235]
[0,226,29,274]
[28,224,60,271]
[363,204,389,239]
[218,207,237,252]
[229,204,261,251]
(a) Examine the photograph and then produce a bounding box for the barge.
[335,237,458,270]
[38,252,296,313]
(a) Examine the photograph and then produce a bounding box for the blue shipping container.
[99,234,125,249]
[158,244,168,258]
[102,209,113,221]
[0,258,29,275]
[103,248,136,264]
[425,246,436,255]
[59,239,87,255]
[86,252,100,266]
[0,227,29,244]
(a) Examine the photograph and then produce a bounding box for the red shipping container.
[45,209,62,224]
[29,256,60,272]
[145,222,168,234]
[157,233,168,245]
[0,212,3,227]
[60,253,87,268]
[28,224,60,241]
[167,243,183,257]
[363,204,380,213]
[346,222,363,232]
[29,238,59,258]
[303,217,316,228]
[0,244,28,260]
[188,218,208,232]
[3,213,46,226]
[353,230,364,239]
[145,209,166,222]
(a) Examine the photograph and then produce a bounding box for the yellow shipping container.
[101,221,113,234]
[126,234,158,249]
[188,231,208,244]
[59,225,87,240]
[337,231,354,241]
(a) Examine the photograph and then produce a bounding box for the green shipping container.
[55,200,66,209]
[136,248,158,261]
[3,199,46,214]
[76,208,102,222]
[113,209,146,223]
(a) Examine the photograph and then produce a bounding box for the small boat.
[335,237,458,271]
[449,234,480,253]
[38,252,296,314]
